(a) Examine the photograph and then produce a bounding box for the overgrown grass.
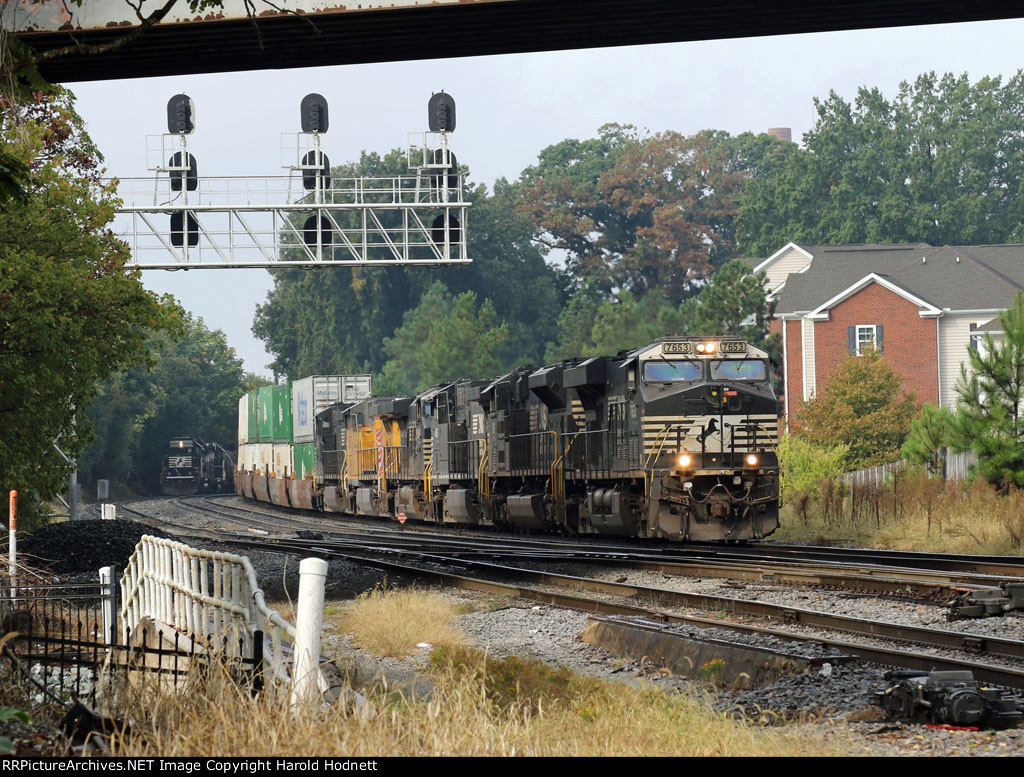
[104,650,842,757]
[331,586,467,656]
[775,469,1024,554]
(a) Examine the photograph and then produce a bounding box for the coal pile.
[20,520,171,575]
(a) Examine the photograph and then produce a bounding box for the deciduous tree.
[794,348,918,469]
[0,89,181,521]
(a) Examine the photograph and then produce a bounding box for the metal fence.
[1,580,263,708]
[119,535,295,687]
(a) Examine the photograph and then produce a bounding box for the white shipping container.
[256,443,274,473]
[238,395,248,447]
[292,375,373,443]
[273,443,293,477]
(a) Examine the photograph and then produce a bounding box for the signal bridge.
[116,92,470,270]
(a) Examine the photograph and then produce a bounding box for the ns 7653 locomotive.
[238,337,780,542]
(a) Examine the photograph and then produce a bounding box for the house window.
[848,324,884,355]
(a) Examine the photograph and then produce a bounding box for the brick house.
[748,242,1024,424]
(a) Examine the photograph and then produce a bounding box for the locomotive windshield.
[643,360,702,382]
[709,359,768,381]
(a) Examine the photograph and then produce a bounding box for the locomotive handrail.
[508,430,558,475]
[560,429,610,479]
[424,455,434,519]
[477,440,490,499]
[643,424,684,498]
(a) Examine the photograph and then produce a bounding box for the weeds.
[332,586,466,657]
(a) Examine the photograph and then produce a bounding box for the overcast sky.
[68,17,1024,377]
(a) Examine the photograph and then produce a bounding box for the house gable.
[806,274,941,321]
[752,242,813,296]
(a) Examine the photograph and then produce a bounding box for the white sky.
[68,17,1024,377]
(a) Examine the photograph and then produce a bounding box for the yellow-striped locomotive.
[277,337,780,542]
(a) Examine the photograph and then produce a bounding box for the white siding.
[801,317,816,401]
[939,314,998,408]
[763,247,812,293]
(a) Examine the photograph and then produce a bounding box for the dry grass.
[775,471,1024,555]
[104,650,843,757]
[331,586,467,657]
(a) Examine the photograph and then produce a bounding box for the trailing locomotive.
[161,436,235,496]
[236,338,780,542]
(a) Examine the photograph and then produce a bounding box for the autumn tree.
[950,292,1024,489]
[737,72,1024,255]
[0,89,181,521]
[516,125,748,302]
[794,348,918,470]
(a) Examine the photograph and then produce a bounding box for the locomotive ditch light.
[745,454,759,467]
[678,453,692,468]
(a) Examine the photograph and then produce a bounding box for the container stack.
[235,375,372,505]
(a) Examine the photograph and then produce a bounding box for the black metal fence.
[1,580,265,709]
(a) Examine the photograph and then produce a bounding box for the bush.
[776,433,848,524]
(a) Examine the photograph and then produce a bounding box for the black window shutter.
[848,326,856,354]
[877,325,884,354]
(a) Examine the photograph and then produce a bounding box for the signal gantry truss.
[114,132,470,270]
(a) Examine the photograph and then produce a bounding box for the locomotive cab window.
[709,359,767,381]
[643,360,702,382]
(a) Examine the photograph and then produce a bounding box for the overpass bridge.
[8,0,1021,84]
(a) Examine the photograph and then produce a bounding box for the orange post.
[8,490,16,530]
[8,489,16,585]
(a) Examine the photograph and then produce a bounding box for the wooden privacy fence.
[841,448,978,489]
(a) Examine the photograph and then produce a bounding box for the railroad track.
[117,495,1024,691]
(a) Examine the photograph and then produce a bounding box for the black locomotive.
[160,436,235,496]
[290,337,779,541]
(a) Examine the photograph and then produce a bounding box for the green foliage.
[777,432,849,506]
[737,72,1024,255]
[374,282,508,395]
[951,292,1024,489]
[80,313,248,493]
[544,260,777,364]
[0,705,31,754]
[254,151,561,381]
[429,646,605,717]
[0,89,181,523]
[901,403,953,471]
[794,348,918,470]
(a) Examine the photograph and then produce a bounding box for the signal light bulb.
[745,454,758,466]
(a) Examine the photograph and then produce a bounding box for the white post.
[99,566,116,645]
[291,557,327,707]
[8,490,16,591]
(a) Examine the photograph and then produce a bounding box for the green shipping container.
[293,442,315,480]
[258,385,274,442]
[247,390,259,443]
[272,384,293,443]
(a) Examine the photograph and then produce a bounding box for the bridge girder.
[11,0,1022,84]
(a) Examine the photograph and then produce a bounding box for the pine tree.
[952,292,1024,488]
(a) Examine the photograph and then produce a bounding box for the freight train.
[160,436,235,496]
[235,338,781,542]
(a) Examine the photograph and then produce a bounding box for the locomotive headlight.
[704,342,716,353]
[695,343,706,353]
[745,454,759,467]
[678,454,692,468]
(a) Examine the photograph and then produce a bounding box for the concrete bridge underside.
[14,0,1024,84]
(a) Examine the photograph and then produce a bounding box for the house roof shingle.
[774,243,1024,315]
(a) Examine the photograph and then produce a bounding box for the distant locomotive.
[236,338,780,542]
[161,436,235,496]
